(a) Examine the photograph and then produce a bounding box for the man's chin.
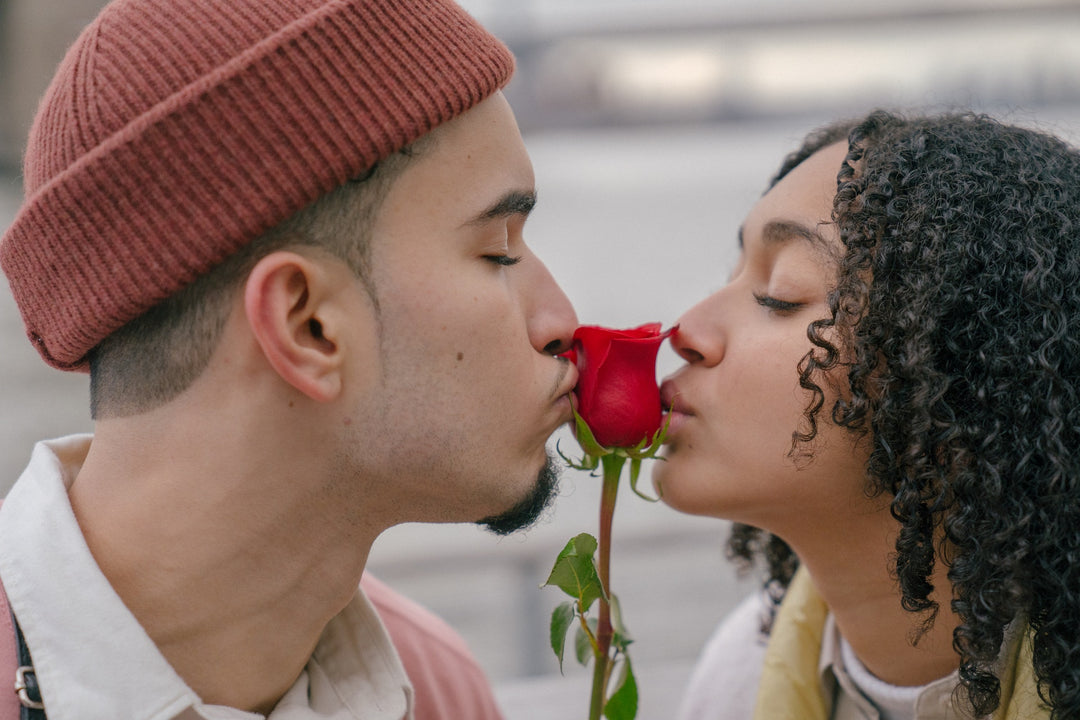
[476,454,561,536]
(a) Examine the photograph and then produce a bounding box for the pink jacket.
[0,579,16,718]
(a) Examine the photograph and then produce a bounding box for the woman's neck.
[784,506,961,687]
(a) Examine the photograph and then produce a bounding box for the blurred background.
[2,1,1080,717]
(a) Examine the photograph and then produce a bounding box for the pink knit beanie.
[0,0,514,370]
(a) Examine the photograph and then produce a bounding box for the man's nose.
[525,255,578,356]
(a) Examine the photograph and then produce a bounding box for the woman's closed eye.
[753,292,803,314]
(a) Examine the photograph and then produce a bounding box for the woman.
[655,111,1080,719]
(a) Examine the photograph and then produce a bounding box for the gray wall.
[0,0,108,168]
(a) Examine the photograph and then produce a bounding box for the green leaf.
[574,617,597,666]
[603,658,639,720]
[542,533,604,611]
[549,601,575,672]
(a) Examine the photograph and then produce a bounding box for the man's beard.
[477,454,561,535]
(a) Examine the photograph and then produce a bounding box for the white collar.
[0,435,412,720]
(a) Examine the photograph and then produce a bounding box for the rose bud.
[563,323,673,448]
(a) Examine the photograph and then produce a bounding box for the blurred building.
[480,0,1080,131]
[2,0,1078,166]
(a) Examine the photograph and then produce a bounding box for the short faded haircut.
[89,138,430,419]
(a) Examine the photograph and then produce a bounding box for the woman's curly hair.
[729,111,1080,718]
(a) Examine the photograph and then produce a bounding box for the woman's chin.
[653,463,710,515]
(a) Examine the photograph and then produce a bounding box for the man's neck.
[69,414,381,713]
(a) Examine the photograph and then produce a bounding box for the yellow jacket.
[753,567,1047,720]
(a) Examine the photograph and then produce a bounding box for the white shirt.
[0,435,414,720]
[677,591,769,720]
[678,590,961,720]
[822,612,957,720]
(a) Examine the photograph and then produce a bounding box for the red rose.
[563,323,673,448]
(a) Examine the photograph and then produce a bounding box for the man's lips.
[551,359,579,426]
[554,358,579,402]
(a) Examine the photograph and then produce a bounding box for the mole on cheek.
[456,352,464,361]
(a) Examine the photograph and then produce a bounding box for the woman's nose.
[670,292,725,367]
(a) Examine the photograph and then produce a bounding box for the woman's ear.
[243,250,362,402]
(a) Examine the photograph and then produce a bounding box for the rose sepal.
[558,400,670,501]
[556,400,607,470]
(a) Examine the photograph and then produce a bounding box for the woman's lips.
[660,380,691,416]
[660,380,693,439]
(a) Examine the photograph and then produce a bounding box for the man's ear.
[243,250,356,402]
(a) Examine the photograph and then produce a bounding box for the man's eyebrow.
[465,190,537,226]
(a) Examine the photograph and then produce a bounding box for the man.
[0,0,578,718]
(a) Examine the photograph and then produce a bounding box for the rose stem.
[589,453,625,720]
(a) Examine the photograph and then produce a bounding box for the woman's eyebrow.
[761,220,829,249]
[738,219,837,268]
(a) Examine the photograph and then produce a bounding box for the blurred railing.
[368,515,753,679]
[366,510,757,720]
[4,1,1079,165]
[492,1,1080,131]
